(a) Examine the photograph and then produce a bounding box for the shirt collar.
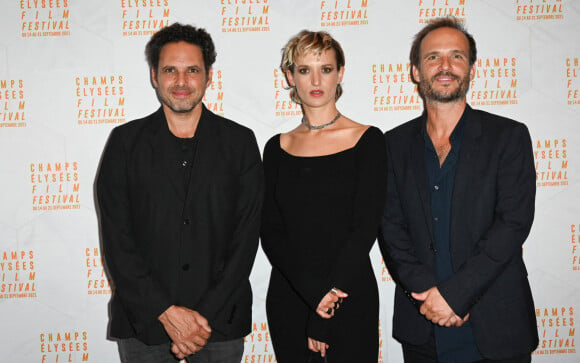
[421,105,468,151]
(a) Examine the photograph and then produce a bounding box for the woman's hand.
[308,337,329,357]
[316,287,348,319]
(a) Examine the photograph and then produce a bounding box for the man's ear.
[469,64,476,82]
[411,65,421,84]
[206,68,213,89]
[151,67,158,88]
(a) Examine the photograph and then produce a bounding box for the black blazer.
[97,105,263,344]
[379,105,538,360]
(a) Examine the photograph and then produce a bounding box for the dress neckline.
[278,126,374,159]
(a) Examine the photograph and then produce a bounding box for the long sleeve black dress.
[261,126,387,363]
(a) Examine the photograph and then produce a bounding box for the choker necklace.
[301,112,341,130]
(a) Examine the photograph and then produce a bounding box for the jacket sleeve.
[438,123,536,317]
[309,127,388,341]
[97,127,172,334]
[195,130,264,323]
[327,127,387,292]
[260,136,329,310]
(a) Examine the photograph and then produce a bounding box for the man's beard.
[156,87,203,114]
[420,70,470,103]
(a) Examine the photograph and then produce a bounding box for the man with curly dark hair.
[97,23,263,363]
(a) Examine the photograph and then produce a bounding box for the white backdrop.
[0,0,579,362]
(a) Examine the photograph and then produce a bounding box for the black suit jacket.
[379,105,538,360]
[97,105,264,344]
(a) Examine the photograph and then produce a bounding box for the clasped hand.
[412,287,469,327]
[158,305,212,359]
[308,337,329,357]
[309,288,349,357]
[316,287,348,319]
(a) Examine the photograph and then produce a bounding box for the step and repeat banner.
[0,0,579,362]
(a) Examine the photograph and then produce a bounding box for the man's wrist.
[158,305,176,323]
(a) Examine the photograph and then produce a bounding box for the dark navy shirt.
[423,110,482,363]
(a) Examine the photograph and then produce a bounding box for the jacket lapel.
[409,120,436,249]
[450,107,482,256]
[147,108,185,199]
[185,105,219,198]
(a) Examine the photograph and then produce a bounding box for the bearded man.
[379,17,538,363]
[97,23,263,363]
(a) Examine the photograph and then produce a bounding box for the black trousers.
[402,332,531,363]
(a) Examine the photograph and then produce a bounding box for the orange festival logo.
[320,0,369,27]
[534,139,568,187]
[273,69,301,118]
[470,57,518,107]
[30,162,81,211]
[566,57,579,105]
[121,0,170,36]
[0,250,36,299]
[418,0,465,24]
[0,79,26,127]
[203,69,225,116]
[86,248,113,295]
[221,0,270,33]
[243,321,276,362]
[21,0,70,37]
[40,331,89,363]
[571,224,580,271]
[378,319,384,363]
[380,257,393,283]
[534,307,576,356]
[372,63,421,112]
[76,75,126,125]
[516,0,563,21]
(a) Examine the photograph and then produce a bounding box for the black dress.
[261,126,387,363]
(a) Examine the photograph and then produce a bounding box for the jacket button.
[182,264,190,271]
[183,219,190,225]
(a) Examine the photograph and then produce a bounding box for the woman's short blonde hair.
[280,30,345,104]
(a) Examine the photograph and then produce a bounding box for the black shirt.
[162,124,198,194]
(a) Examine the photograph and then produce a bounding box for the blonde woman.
[260,30,387,363]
